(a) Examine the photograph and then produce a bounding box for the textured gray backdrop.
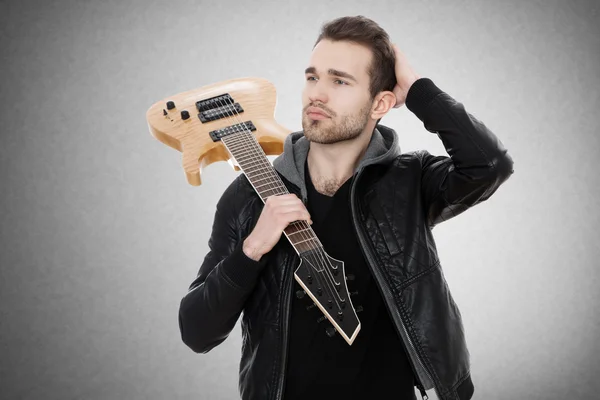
[1,0,599,399]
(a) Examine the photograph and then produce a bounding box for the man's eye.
[306,76,317,81]
[334,79,348,85]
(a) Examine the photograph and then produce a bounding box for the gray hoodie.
[272,124,402,202]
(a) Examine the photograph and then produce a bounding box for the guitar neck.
[222,131,321,255]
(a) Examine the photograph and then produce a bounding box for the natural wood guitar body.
[146,77,290,185]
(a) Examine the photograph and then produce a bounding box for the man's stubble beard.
[302,102,371,145]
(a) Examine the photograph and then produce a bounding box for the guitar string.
[212,96,341,306]
[209,93,345,308]
[220,132,342,311]
[207,96,337,302]
[215,99,347,308]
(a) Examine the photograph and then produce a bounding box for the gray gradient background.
[1,0,598,399]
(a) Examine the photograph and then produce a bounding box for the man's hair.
[313,15,397,100]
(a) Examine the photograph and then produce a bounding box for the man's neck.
[306,128,373,191]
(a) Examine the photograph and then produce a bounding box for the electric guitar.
[146,77,361,345]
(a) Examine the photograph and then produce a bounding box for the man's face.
[302,39,374,144]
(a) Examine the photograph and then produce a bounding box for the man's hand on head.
[391,44,421,109]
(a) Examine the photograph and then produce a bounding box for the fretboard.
[221,131,321,254]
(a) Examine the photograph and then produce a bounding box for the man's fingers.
[392,84,405,108]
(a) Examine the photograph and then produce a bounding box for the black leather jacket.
[178,78,514,400]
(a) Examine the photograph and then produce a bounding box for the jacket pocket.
[399,264,470,391]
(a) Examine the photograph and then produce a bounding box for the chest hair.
[311,176,347,197]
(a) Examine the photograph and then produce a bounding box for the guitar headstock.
[294,250,361,345]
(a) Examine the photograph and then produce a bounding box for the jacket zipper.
[349,167,434,400]
[275,251,293,400]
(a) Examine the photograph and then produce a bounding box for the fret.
[226,137,268,161]
[243,165,271,174]
[255,181,279,190]
[287,226,313,237]
[226,142,264,161]
[248,173,279,188]
[252,175,277,186]
[260,186,285,199]
[294,240,320,253]
[284,221,320,252]
[232,152,264,164]
[239,162,271,174]
[246,168,273,179]
[233,153,267,167]
[294,236,317,245]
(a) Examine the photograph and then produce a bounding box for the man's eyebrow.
[304,66,358,83]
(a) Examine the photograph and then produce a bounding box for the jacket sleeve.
[405,78,515,228]
[178,175,268,353]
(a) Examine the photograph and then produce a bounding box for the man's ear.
[371,90,396,120]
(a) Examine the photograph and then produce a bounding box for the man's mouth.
[306,106,331,119]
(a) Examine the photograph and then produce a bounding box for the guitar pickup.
[196,93,244,123]
[198,102,244,123]
[209,121,256,141]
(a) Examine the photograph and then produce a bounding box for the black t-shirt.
[282,162,417,400]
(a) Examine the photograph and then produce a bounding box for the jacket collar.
[272,124,401,201]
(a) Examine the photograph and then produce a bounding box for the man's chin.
[303,129,334,144]
[302,118,329,134]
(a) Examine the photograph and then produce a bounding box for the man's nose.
[307,81,328,104]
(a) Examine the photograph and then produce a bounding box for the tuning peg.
[296,290,306,299]
[356,305,363,313]
[325,326,337,337]
[317,315,327,323]
[346,274,355,281]
[317,287,322,296]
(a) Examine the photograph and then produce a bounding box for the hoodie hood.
[272,124,401,202]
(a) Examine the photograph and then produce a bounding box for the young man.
[178,15,514,400]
